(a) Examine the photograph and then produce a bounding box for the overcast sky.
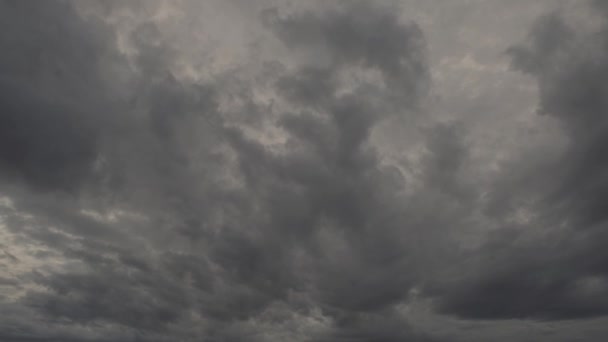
[2,0,608,341]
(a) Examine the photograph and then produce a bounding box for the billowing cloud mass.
[1,0,608,341]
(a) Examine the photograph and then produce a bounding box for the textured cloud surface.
[2,1,608,341]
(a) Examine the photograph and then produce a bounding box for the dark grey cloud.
[313,309,440,342]
[2,0,608,341]
[264,0,428,106]
[430,1,608,322]
[0,1,444,341]
[0,1,114,192]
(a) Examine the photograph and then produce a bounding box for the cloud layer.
[1,1,608,341]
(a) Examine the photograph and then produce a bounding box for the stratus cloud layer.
[1,1,608,341]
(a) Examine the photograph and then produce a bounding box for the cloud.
[0,1,449,341]
[264,0,428,106]
[431,2,608,321]
[0,1,115,192]
[4,0,608,340]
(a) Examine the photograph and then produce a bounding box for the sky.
[1,0,608,341]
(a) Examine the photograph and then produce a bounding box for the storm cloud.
[432,3,608,322]
[1,1,608,341]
